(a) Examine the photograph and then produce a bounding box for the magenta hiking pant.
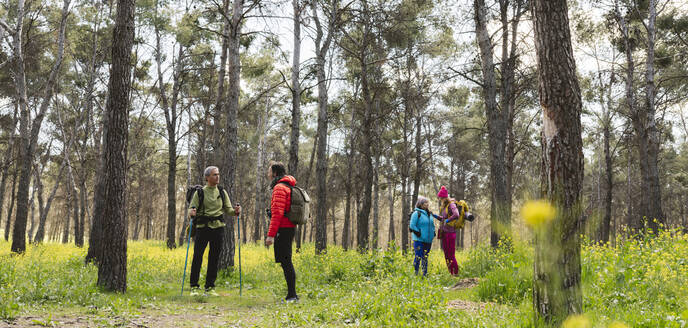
[441,232,459,275]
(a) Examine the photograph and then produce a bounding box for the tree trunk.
[11,0,70,254]
[76,182,86,247]
[400,90,411,253]
[372,157,379,249]
[388,175,395,247]
[27,183,36,244]
[288,0,302,177]
[640,0,663,230]
[330,204,337,245]
[154,9,183,249]
[63,174,73,244]
[614,1,642,232]
[343,101,356,251]
[412,105,421,219]
[600,120,612,243]
[33,160,67,244]
[474,0,514,248]
[0,106,17,239]
[253,113,266,243]
[531,0,584,323]
[0,163,9,239]
[219,0,244,271]
[97,0,135,293]
[312,0,336,255]
[4,166,17,241]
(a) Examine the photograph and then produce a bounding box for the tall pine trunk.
[531,0,584,323]
[11,0,70,253]
[312,0,336,254]
[5,167,17,241]
[96,0,135,292]
[219,0,244,270]
[640,0,664,230]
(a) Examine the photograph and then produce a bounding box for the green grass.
[1,230,688,327]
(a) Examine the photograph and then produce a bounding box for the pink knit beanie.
[437,185,448,198]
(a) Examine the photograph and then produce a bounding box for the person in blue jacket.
[409,196,435,276]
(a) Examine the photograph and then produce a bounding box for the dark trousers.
[413,241,432,276]
[274,227,296,298]
[190,226,224,289]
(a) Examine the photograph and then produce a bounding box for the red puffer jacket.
[268,175,297,237]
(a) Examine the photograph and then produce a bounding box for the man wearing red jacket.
[265,161,298,302]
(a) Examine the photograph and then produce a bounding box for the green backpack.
[280,182,310,225]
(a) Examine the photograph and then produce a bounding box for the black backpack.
[185,185,226,237]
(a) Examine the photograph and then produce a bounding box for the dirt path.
[1,310,258,328]
[447,277,480,290]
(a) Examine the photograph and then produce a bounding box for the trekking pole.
[236,203,242,297]
[181,215,194,297]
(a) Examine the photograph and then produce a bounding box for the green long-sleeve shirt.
[188,185,236,229]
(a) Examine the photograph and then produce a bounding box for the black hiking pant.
[190,226,224,289]
[274,227,297,299]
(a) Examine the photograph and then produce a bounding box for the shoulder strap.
[197,188,205,212]
[279,181,293,189]
[218,186,227,208]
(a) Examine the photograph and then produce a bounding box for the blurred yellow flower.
[521,200,556,228]
[562,315,591,328]
[608,321,629,328]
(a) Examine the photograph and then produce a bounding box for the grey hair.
[415,196,429,208]
[204,166,219,177]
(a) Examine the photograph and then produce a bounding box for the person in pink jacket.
[435,186,460,275]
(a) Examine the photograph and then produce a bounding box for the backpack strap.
[217,185,227,209]
[196,188,205,214]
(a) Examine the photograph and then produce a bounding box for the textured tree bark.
[212,0,230,165]
[313,0,336,253]
[372,157,380,249]
[154,12,184,249]
[218,0,244,270]
[343,100,356,251]
[27,183,36,244]
[252,113,266,243]
[400,89,411,253]
[387,174,395,247]
[96,0,135,292]
[474,0,520,248]
[0,107,17,239]
[76,183,86,247]
[311,0,339,254]
[4,166,16,241]
[531,0,584,324]
[600,115,613,243]
[356,69,373,253]
[11,0,70,253]
[412,103,422,221]
[62,173,72,244]
[288,0,302,178]
[641,0,664,230]
[33,160,67,244]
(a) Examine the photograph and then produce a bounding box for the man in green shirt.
[188,166,241,296]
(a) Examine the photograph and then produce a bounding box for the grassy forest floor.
[1,230,688,327]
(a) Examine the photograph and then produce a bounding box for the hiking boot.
[205,288,219,296]
[189,287,201,296]
[285,296,299,303]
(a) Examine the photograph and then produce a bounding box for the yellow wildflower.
[561,315,591,328]
[521,200,556,229]
[608,321,629,328]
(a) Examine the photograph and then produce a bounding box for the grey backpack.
[280,182,310,225]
